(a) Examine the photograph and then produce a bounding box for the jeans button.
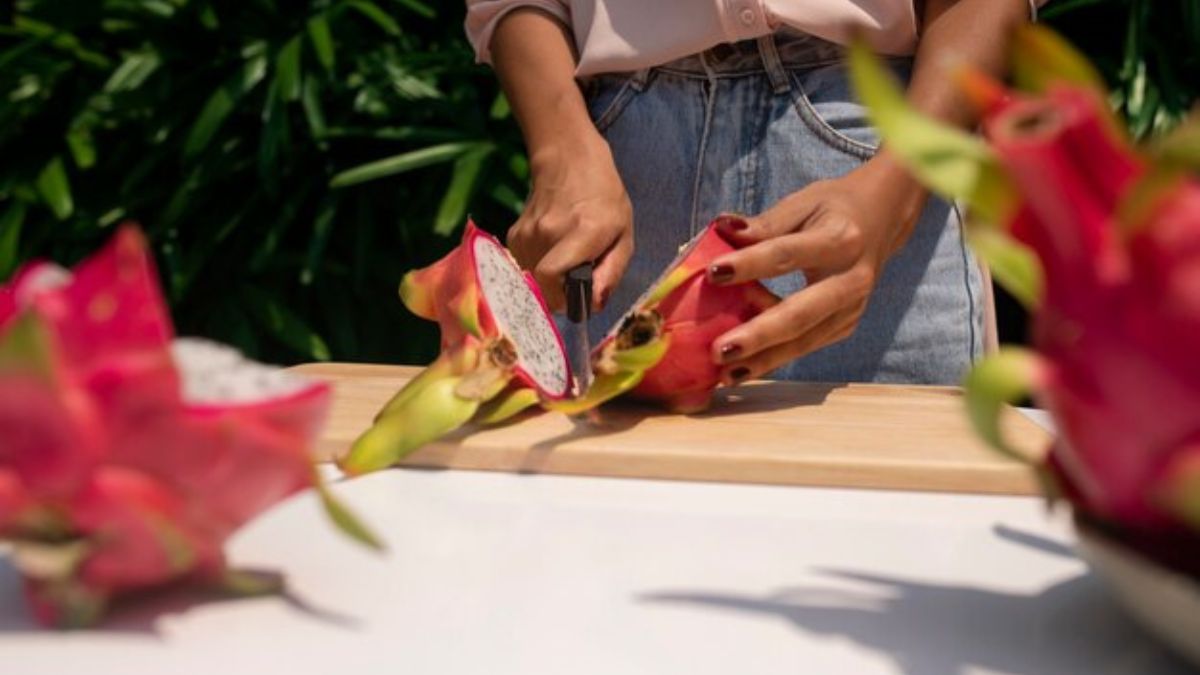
[739,8,755,26]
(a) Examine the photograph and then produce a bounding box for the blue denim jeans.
[579,31,985,385]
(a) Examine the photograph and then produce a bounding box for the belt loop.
[630,67,651,92]
[757,33,790,95]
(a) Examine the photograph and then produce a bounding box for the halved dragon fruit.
[0,226,379,628]
[339,218,777,474]
[552,219,779,415]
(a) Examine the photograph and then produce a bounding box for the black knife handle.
[565,263,593,323]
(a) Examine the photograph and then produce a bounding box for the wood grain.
[293,363,1051,495]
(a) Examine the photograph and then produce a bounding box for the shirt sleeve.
[464,0,573,65]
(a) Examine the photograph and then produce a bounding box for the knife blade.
[565,263,593,397]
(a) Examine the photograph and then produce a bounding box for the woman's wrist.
[858,150,930,251]
[529,127,614,181]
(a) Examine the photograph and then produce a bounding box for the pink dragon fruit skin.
[0,225,362,628]
[983,86,1200,530]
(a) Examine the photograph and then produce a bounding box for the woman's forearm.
[864,0,1032,243]
[908,0,1032,128]
[490,9,605,168]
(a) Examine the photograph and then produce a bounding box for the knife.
[564,263,593,397]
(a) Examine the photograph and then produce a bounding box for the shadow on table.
[0,556,361,635]
[639,525,1194,675]
[511,381,846,472]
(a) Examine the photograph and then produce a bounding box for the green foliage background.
[1,0,1196,364]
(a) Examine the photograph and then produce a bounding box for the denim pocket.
[585,73,643,133]
[787,59,912,160]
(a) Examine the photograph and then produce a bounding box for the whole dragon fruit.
[339,218,777,475]
[0,227,379,627]
[849,26,1200,562]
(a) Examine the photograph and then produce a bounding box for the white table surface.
[1,466,1193,675]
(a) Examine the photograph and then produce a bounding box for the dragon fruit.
[848,26,1200,556]
[338,218,777,475]
[0,226,379,628]
[552,218,779,415]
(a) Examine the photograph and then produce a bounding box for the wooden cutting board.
[292,363,1051,496]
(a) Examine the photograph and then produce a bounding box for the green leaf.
[301,75,328,140]
[489,182,525,215]
[387,0,435,18]
[489,93,510,120]
[1011,24,1106,94]
[183,54,268,160]
[847,39,1015,224]
[243,288,331,361]
[315,476,386,552]
[66,128,97,170]
[342,1,402,36]
[302,196,339,285]
[434,144,493,236]
[103,50,161,93]
[966,225,1043,309]
[329,141,478,188]
[963,348,1043,465]
[275,36,303,102]
[307,14,336,74]
[35,157,73,220]
[0,202,27,279]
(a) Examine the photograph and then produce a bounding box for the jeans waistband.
[618,29,849,96]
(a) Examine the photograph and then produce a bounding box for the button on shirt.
[465,0,1046,76]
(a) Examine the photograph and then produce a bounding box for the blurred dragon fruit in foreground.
[850,26,1200,569]
[0,227,379,627]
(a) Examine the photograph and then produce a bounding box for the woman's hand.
[707,152,928,383]
[490,9,633,311]
[507,135,633,311]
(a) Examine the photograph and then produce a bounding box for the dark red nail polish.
[708,263,734,284]
[718,343,742,362]
[716,214,749,232]
[729,367,751,384]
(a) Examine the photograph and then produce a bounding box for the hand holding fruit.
[707,154,927,384]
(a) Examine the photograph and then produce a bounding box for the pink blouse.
[465,0,1045,76]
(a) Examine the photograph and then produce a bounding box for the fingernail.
[718,343,742,363]
[708,263,734,284]
[716,214,749,232]
[729,367,751,384]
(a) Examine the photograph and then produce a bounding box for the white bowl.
[1076,524,1200,667]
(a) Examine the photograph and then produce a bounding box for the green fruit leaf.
[847,39,1016,224]
[330,142,479,188]
[35,157,74,221]
[966,225,1043,309]
[546,368,647,416]
[216,568,286,597]
[1158,450,1200,531]
[963,348,1050,473]
[1011,23,1106,94]
[314,477,386,551]
[342,375,480,475]
[434,143,493,236]
[475,387,540,425]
